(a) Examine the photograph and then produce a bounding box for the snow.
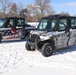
[0,40,76,75]
[27,22,39,28]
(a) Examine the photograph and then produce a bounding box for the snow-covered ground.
[0,40,76,75]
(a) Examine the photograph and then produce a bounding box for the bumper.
[28,34,41,50]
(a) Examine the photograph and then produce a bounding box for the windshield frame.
[0,18,5,27]
[37,18,57,31]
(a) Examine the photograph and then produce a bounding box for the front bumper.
[28,34,41,50]
[29,34,40,43]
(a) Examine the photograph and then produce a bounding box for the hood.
[30,30,47,36]
[30,30,57,36]
[30,30,64,41]
[30,30,56,41]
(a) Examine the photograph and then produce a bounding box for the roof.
[5,17,25,20]
[42,14,76,19]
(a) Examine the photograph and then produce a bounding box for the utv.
[0,17,35,42]
[25,14,76,57]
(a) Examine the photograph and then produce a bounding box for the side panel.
[68,18,76,46]
[53,18,70,49]
[68,29,76,46]
[53,32,70,49]
[1,18,25,40]
[1,28,24,40]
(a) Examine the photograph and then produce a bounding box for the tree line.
[0,0,69,22]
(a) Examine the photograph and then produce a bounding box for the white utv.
[25,14,76,57]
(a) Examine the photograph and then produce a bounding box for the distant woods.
[0,0,68,22]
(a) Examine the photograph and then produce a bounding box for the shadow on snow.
[54,45,76,56]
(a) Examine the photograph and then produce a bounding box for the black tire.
[41,43,53,57]
[0,39,1,43]
[0,34,2,43]
[25,42,31,51]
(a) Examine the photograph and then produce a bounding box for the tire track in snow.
[0,42,76,74]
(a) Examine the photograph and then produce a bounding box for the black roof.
[5,17,25,19]
[42,14,76,19]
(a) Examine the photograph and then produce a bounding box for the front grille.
[29,34,40,43]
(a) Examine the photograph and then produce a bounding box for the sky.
[12,0,76,15]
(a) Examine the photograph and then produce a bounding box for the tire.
[41,43,53,57]
[25,42,31,51]
[0,39,1,43]
[0,34,2,43]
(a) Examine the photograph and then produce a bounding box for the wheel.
[0,34,2,43]
[25,42,31,51]
[41,43,53,57]
[0,39,1,43]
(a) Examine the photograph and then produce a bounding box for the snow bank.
[27,22,39,28]
[0,41,76,75]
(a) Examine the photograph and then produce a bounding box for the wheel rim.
[46,46,52,55]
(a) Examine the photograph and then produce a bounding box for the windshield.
[37,19,56,31]
[0,19,5,27]
[38,19,48,30]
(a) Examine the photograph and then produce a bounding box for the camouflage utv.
[25,14,76,57]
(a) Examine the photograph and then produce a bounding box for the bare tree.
[17,3,25,15]
[27,0,55,21]
[8,3,25,17]
[26,4,40,21]
[0,0,27,18]
[35,0,54,17]
[0,0,12,17]
[0,0,55,21]
[19,8,28,18]
[11,3,17,13]
[9,3,17,17]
